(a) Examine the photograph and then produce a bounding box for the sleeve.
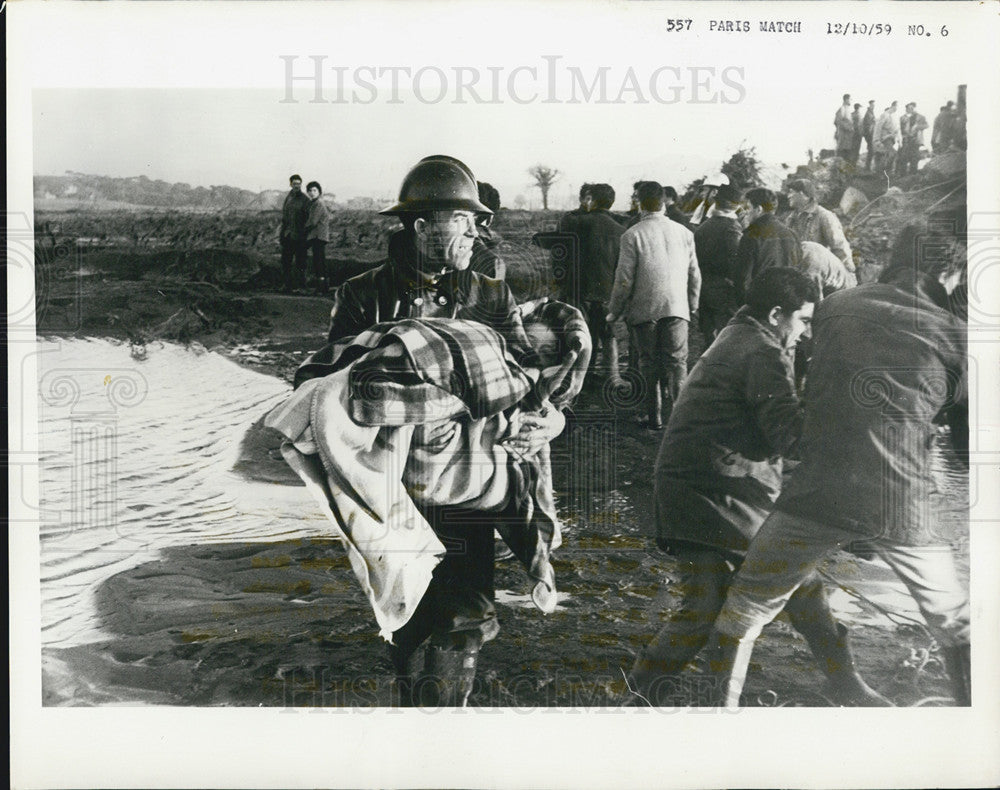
[327,280,368,342]
[734,231,755,301]
[822,212,853,269]
[746,349,804,458]
[687,231,702,316]
[607,231,637,320]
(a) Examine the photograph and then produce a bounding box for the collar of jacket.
[731,305,785,349]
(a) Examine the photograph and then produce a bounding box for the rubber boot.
[800,622,893,707]
[699,628,756,709]
[941,643,971,706]
[415,644,479,708]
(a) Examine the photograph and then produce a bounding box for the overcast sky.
[28,2,970,210]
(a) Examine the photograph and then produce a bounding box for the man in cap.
[279,174,310,292]
[834,93,855,160]
[873,101,902,175]
[693,184,744,342]
[932,101,956,154]
[301,155,591,706]
[862,100,877,171]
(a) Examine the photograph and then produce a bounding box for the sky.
[27,2,971,210]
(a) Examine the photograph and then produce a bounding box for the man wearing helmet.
[296,155,591,707]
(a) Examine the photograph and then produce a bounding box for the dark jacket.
[295,230,533,388]
[735,213,801,298]
[655,308,803,559]
[694,214,742,282]
[776,271,967,545]
[280,189,310,242]
[576,208,625,303]
[666,205,693,230]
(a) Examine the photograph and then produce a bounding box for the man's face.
[741,203,762,229]
[415,210,478,272]
[307,186,320,200]
[787,189,809,210]
[772,302,815,350]
[581,193,594,212]
[290,179,302,192]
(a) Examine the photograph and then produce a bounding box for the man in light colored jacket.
[607,180,701,428]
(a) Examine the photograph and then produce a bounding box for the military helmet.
[381,155,493,217]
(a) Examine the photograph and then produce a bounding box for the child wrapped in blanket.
[265,299,588,705]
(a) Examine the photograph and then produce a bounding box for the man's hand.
[501,407,566,461]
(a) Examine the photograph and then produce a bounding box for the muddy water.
[36,338,324,648]
[36,338,970,653]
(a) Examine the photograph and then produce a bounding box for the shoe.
[415,644,480,707]
[941,643,971,706]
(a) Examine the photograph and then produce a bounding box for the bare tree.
[528,165,560,210]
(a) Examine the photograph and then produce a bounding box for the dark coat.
[735,213,801,298]
[305,198,330,242]
[655,308,803,559]
[694,214,742,320]
[280,189,310,242]
[295,230,534,388]
[575,208,625,303]
[776,272,967,545]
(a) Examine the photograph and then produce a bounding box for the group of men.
[270,153,970,710]
[556,175,856,427]
[834,93,962,176]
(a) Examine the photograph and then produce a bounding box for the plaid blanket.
[265,317,563,638]
[341,318,534,425]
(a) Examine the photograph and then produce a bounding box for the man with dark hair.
[628,267,887,706]
[607,180,700,428]
[862,100,877,170]
[702,218,971,708]
[897,102,929,176]
[784,179,854,271]
[574,183,625,379]
[470,181,505,279]
[297,155,591,707]
[834,93,855,160]
[663,185,692,230]
[279,174,310,292]
[693,184,744,342]
[735,187,801,298]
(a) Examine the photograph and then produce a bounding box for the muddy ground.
[36,212,964,709]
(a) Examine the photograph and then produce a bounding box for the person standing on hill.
[897,102,929,176]
[279,174,310,292]
[607,180,700,429]
[575,183,625,379]
[305,181,330,294]
[850,103,864,166]
[834,93,855,160]
[784,179,854,272]
[932,101,956,153]
[693,184,744,342]
[735,188,801,299]
[873,101,901,175]
[862,100,877,171]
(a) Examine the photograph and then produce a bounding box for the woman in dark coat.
[305,181,330,294]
